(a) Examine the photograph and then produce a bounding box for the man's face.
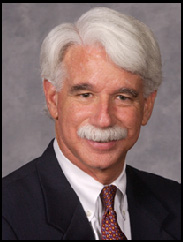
[50,45,155,181]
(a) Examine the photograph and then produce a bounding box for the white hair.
[40,7,162,97]
[78,124,127,142]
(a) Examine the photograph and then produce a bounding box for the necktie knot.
[101,185,117,211]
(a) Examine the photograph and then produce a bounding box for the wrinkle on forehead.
[63,45,143,91]
[64,45,108,67]
[63,45,109,83]
[63,45,121,79]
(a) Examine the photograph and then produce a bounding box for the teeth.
[89,139,113,143]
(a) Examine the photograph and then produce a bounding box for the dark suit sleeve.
[2,217,18,240]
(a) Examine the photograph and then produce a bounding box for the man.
[2,7,181,240]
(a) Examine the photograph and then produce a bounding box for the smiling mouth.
[89,140,115,143]
[86,139,118,150]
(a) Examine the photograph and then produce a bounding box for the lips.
[86,139,117,150]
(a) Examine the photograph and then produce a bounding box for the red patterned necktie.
[101,185,127,240]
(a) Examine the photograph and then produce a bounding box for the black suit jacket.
[2,140,181,240]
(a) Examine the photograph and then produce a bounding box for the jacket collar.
[36,140,95,240]
[126,165,176,240]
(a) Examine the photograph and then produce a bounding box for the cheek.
[58,100,92,129]
[117,107,143,134]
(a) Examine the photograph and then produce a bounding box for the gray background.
[2,3,181,182]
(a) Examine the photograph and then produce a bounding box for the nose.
[90,96,116,128]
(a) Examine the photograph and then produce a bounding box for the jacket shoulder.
[126,165,181,239]
[2,139,55,217]
[2,157,42,219]
[2,158,38,186]
[2,139,55,188]
[126,165,181,206]
[2,140,63,240]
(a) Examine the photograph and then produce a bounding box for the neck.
[85,162,125,185]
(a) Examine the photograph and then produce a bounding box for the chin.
[84,155,122,171]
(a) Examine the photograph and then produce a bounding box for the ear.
[43,79,58,120]
[141,91,157,126]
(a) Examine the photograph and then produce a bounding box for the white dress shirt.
[53,139,132,240]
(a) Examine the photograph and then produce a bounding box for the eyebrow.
[116,88,139,98]
[70,83,94,92]
[70,83,139,97]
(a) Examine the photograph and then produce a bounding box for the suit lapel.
[126,165,175,240]
[63,204,95,240]
[36,140,95,240]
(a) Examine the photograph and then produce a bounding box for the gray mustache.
[77,124,127,142]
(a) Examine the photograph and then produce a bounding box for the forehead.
[64,45,107,64]
[63,44,110,79]
[63,45,142,89]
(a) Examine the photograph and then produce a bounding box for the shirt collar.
[53,138,127,218]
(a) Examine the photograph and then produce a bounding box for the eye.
[79,93,92,98]
[117,95,131,101]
